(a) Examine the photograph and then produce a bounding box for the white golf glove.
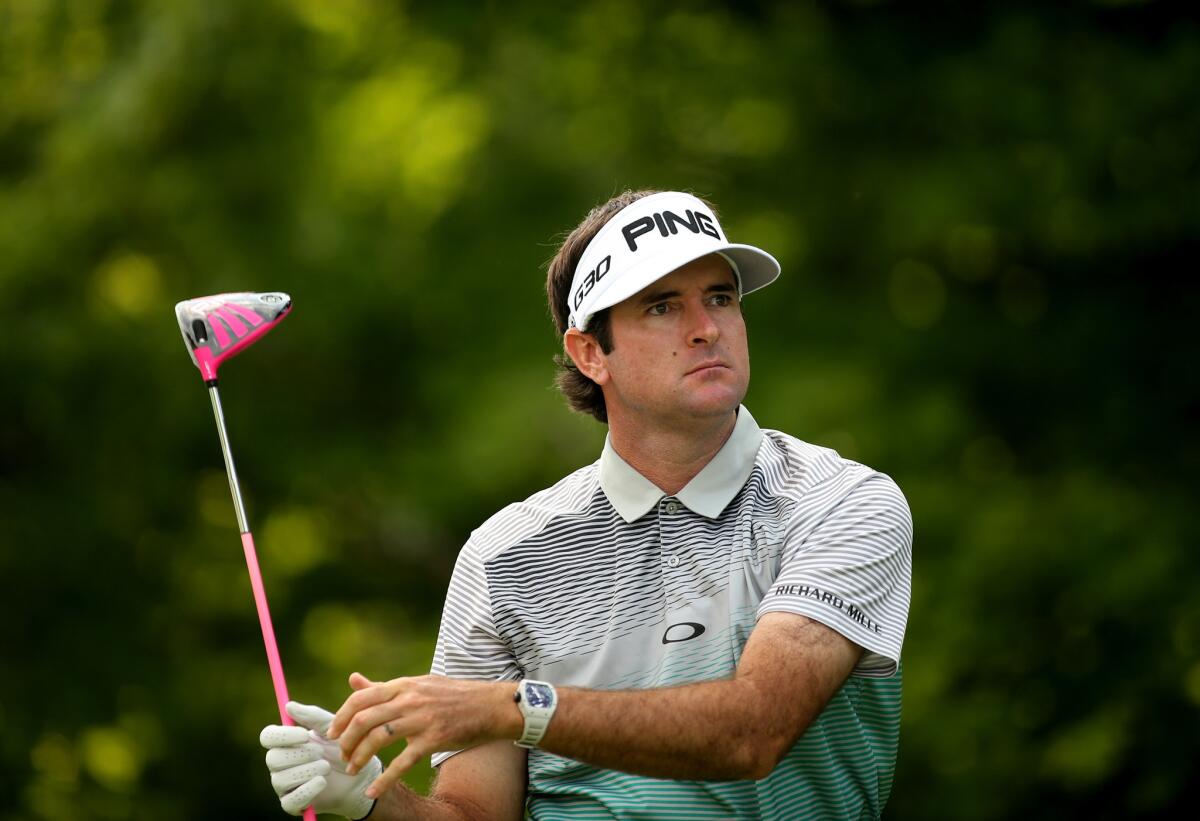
[260,701,382,819]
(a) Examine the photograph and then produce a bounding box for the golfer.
[260,190,913,820]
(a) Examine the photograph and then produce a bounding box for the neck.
[607,408,738,495]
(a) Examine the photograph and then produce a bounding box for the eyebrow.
[637,281,738,305]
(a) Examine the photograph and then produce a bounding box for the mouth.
[685,361,729,377]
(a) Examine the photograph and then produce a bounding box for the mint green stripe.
[528,667,902,819]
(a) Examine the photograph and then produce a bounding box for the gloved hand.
[260,701,382,819]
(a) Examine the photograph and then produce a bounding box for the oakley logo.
[622,209,720,252]
[573,254,612,310]
[661,622,706,644]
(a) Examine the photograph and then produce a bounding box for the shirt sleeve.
[757,472,913,677]
[429,539,522,767]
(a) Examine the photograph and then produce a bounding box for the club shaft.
[207,384,250,534]
[207,384,317,821]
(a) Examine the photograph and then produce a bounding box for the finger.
[328,681,395,740]
[265,742,323,772]
[286,701,335,734]
[280,774,327,815]
[271,759,332,795]
[366,746,423,800]
[338,698,416,763]
[260,725,311,748]
[345,719,404,775]
[349,671,377,690]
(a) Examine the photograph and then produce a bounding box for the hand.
[260,701,382,819]
[327,672,520,800]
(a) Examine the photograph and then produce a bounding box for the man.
[260,190,913,820]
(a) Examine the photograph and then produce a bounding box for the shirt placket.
[658,496,689,611]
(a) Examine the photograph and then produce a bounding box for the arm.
[542,612,860,780]
[330,612,861,796]
[370,741,526,821]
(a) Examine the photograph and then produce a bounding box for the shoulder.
[464,460,603,563]
[756,428,909,516]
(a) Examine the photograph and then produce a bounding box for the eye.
[647,302,670,316]
[709,293,734,307]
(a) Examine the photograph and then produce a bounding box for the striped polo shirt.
[431,406,913,820]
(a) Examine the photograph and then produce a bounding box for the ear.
[563,328,610,386]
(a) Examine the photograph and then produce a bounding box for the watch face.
[525,682,554,708]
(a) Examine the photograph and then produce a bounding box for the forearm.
[370,785,486,821]
[527,616,862,781]
[539,677,788,781]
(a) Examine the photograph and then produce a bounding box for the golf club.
[175,292,317,821]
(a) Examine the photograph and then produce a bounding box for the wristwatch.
[513,679,558,748]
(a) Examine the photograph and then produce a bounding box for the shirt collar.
[598,406,764,523]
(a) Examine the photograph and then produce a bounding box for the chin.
[679,385,745,418]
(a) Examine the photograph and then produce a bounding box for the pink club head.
[175,292,292,381]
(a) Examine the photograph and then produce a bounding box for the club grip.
[241,531,317,821]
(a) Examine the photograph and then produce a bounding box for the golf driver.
[175,292,317,821]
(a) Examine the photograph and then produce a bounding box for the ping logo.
[622,209,721,252]
[661,622,706,644]
[573,254,612,310]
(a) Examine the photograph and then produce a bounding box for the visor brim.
[576,243,780,330]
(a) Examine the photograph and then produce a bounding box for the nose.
[686,300,720,347]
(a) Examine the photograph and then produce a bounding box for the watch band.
[514,679,557,749]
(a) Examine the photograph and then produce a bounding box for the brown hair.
[545,189,719,423]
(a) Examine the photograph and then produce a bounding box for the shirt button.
[667,556,680,568]
[665,501,680,514]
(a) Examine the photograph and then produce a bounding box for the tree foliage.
[1,1,1196,818]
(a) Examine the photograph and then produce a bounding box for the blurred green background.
[2,0,1197,818]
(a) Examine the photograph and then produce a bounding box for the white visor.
[567,191,781,331]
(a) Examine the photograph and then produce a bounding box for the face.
[572,253,750,426]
